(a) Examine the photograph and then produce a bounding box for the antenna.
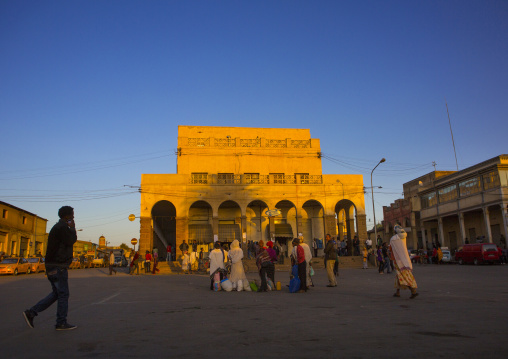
[432,161,437,171]
[445,98,459,171]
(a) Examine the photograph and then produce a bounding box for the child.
[362,246,368,269]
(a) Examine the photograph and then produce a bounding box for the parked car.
[441,248,452,263]
[0,257,31,275]
[114,255,127,267]
[455,243,500,265]
[27,257,46,273]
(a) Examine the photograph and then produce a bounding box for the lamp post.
[371,158,386,244]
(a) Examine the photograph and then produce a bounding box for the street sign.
[128,214,136,222]
[265,209,281,217]
[131,238,138,246]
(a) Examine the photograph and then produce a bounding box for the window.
[270,173,285,184]
[191,173,208,184]
[296,173,309,184]
[421,191,437,209]
[218,173,235,184]
[459,177,481,197]
[483,171,500,190]
[438,184,458,203]
[244,173,260,184]
[2,209,7,219]
[22,216,27,224]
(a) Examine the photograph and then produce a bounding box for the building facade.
[140,126,367,257]
[382,155,508,252]
[0,201,48,257]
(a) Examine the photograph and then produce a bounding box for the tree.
[119,243,130,251]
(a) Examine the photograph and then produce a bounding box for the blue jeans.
[383,257,391,273]
[30,267,70,325]
[166,252,172,262]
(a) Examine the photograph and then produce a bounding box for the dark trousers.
[30,267,69,325]
[266,262,275,283]
[109,264,116,275]
[378,259,384,273]
[258,262,270,291]
[298,261,307,291]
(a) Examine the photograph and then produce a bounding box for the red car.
[455,243,500,265]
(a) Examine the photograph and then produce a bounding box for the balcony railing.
[189,174,322,185]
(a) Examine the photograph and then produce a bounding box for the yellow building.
[140,126,367,257]
[0,201,48,257]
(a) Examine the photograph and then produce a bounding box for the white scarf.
[390,226,412,270]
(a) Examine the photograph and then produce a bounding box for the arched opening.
[302,200,325,253]
[335,199,358,256]
[188,201,214,255]
[273,200,297,256]
[246,200,269,244]
[218,200,242,248]
[151,201,176,257]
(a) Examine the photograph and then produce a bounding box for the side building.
[140,126,367,257]
[0,201,48,257]
[382,155,508,251]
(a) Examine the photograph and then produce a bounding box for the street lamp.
[371,158,386,243]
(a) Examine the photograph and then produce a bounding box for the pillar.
[175,217,189,258]
[438,217,445,247]
[139,216,153,255]
[356,214,367,246]
[268,217,275,240]
[212,216,219,241]
[421,222,427,250]
[458,212,467,245]
[324,214,337,237]
[502,205,508,248]
[483,207,493,243]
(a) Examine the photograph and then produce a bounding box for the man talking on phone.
[23,206,78,330]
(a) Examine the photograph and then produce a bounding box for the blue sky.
[1,0,507,245]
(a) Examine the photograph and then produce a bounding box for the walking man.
[324,234,337,287]
[108,251,117,275]
[23,206,78,330]
[390,225,418,299]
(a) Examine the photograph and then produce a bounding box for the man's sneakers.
[55,323,78,331]
[23,310,35,329]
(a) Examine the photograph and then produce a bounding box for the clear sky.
[1,0,507,246]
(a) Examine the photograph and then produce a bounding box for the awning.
[188,224,214,243]
[219,224,241,242]
[275,224,293,238]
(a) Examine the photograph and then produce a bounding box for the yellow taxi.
[27,257,46,273]
[0,257,31,275]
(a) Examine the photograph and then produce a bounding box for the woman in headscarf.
[228,239,248,288]
[209,242,226,290]
[265,240,277,284]
[389,225,418,299]
[255,240,272,292]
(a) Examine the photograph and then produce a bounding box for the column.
[139,216,153,255]
[458,212,467,245]
[483,207,493,243]
[502,205,508,248]
[324,214,337,237]
[175,217,189,259]
[420,222,427,250]
[356,214,367,245]
[212,216,219,241]
[438,217,445,247]
[268,217,275,240]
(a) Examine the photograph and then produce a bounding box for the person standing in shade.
[312,239,318,257]
[353,235,360,256]
[166,243,172,263]
[179,240,189,258]
[109,251,117,275]
[390,225,418,299]
[23,206,78,330]
[324,234,337,287]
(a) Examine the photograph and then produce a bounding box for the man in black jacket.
[23,206,78,330]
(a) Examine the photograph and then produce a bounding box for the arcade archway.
[151,201,176,256]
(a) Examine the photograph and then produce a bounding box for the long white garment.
[209,249,225,276]
[301,242,313,285]
[390,227,412,270]
[228,240,247,283]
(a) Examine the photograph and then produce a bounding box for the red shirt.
[167,245,172,253]
[145,253,152,261]
[297,245,305,264]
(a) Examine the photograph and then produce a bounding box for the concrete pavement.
[1,264,507,358]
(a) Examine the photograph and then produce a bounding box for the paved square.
[1,264,507,358]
